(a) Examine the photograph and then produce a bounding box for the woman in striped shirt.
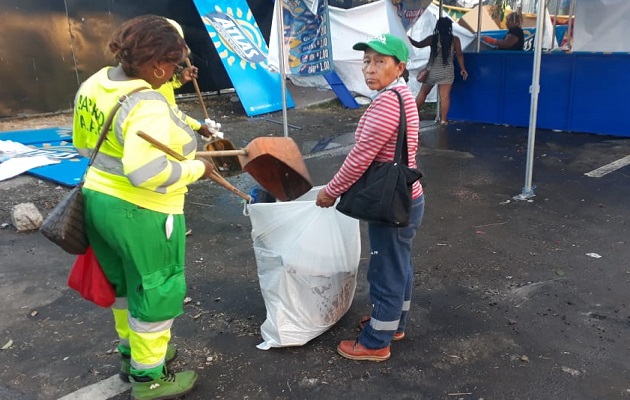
[316,33,425,362]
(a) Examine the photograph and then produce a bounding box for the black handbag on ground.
[40,87,146,254]
[336,89,422,227]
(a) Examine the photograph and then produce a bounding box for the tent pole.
[551,0,560,49]
[565,0,576,50]
[476,0,483,52]
[514,0,546,201]
[541,0,551,50]
[435,0,443,123]
[275,0,289,138]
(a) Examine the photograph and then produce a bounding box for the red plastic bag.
[67,246,115,307]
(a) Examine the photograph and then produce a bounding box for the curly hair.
[505,11,523,27]
[430,17,453,66]
[108,15,187,77]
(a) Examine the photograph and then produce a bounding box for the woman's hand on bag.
[315,188,336,208]
[195,157,215,180]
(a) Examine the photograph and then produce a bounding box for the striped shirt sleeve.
[325,89,405,198]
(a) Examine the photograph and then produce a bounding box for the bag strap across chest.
[386,89,410,167]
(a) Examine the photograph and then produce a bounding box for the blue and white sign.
[192,0,294,116]
[282,0,334,76]
[0,127,87,186]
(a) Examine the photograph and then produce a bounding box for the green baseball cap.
[353,33,409,63]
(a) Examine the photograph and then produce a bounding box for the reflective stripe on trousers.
[112,299,173,379]
[359,194,425,349]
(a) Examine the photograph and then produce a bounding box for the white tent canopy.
[573,0,630,52]
[268,2,474,98]
[269,1,408,97]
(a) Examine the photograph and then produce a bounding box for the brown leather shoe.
[358,316,405,341]
[337,340,390,361]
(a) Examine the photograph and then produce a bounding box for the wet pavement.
[1,91,630,399]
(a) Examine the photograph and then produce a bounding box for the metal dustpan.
[197,137,312,201]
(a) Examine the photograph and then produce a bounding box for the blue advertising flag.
[281,0,334,76]
[192,0,294,116]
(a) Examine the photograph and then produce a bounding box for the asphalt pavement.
[1,85,630,400]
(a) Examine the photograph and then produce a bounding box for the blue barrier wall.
[449,51,630,137]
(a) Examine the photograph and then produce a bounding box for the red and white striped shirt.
[325,84,423,200]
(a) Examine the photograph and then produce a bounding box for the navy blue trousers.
[359,194,425,349]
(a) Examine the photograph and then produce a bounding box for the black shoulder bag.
[335,89,422,227]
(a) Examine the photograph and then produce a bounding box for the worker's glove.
[204,118,224,139]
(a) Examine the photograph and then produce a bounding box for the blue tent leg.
[322,71,360,109]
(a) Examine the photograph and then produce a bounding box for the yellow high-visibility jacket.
[73,67,206,214]
[156,78,202,131]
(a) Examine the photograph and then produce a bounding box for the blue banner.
[192,0,294,116]
[282,0,333,76]
[0,127,87,186]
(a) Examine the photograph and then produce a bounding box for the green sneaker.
[119,344,178,382]
[130,369,198,400]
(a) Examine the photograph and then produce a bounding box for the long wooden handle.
[185,58,210,121]
[137,131,251,202]
[197,149,247,157]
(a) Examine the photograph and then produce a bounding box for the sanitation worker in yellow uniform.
[72,15,214,400]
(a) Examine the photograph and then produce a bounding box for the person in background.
[72,14,215,400]
[159,18,212,138]
[482,11,525,50]
[316,33,425,362]
[408,17,468,126]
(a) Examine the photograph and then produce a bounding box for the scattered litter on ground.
[561,366,581,376]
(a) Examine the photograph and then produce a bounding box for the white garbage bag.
[247,187,360,349]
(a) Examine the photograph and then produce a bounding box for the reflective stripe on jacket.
[156,80,202,131]
[73,67,206,214]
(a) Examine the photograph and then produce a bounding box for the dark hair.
[401,67,409,82]
[506,11,522,27]
[430,17,453,66]
[108,15,187,77]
